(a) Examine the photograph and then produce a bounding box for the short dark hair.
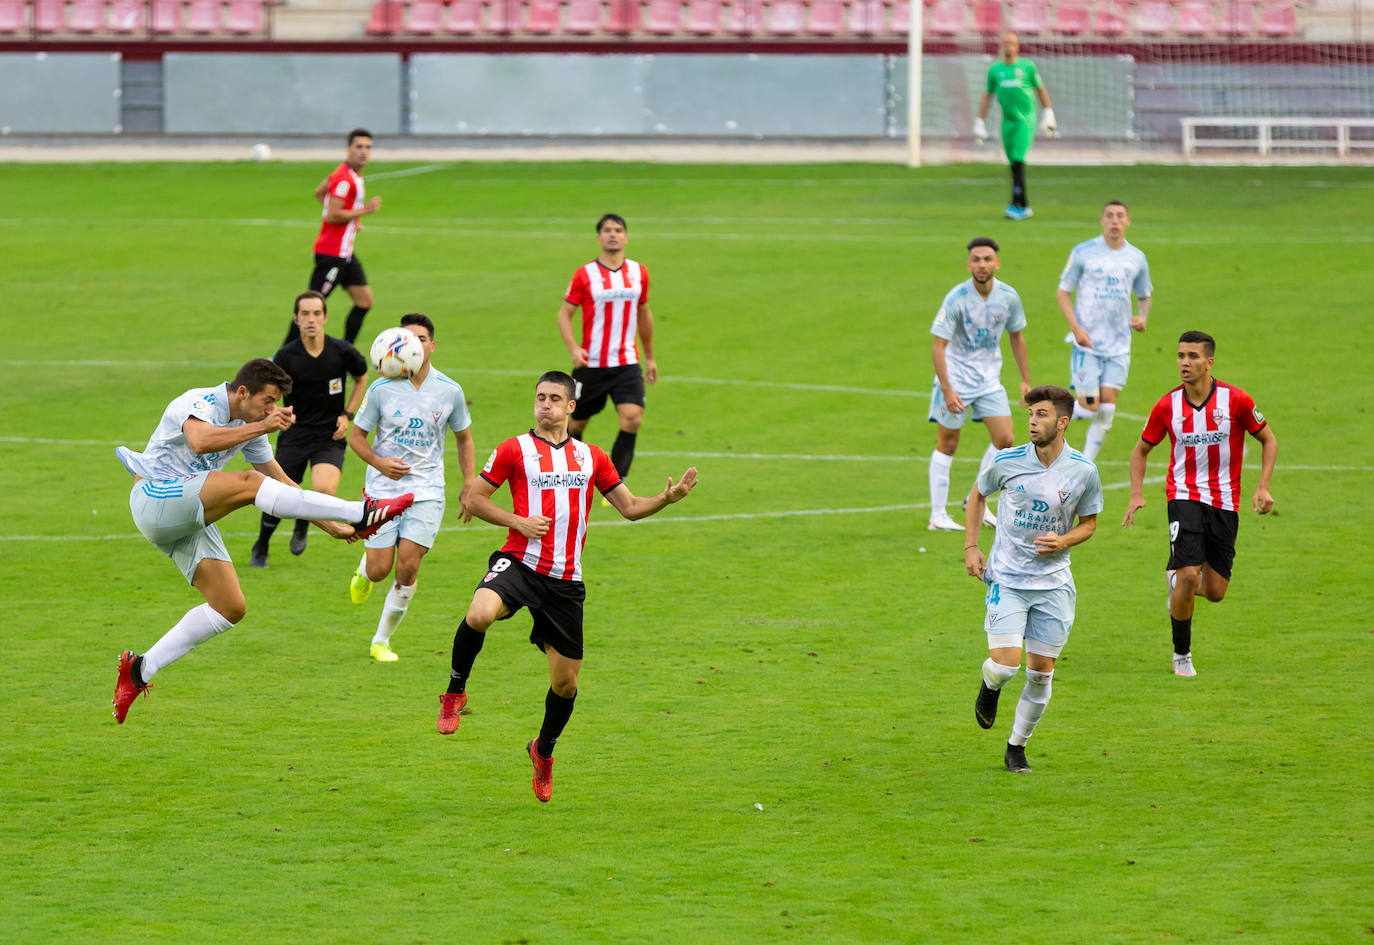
[233,358,293,397]
[596,213,627,233]
[1179,330,1216,356]
[1104,200,1129,213]
[1025,384,1076,420]
[347,128,372,144]
[967,236,999,253]
[293,290,326,316]
[400,313,435,340]
[537,370,576,400]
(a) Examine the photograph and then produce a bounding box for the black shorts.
[310,253,367,296]
[571,364,646,421]
[1167,499,1239,580]
[477,551,587,660]
[274,428,347,483]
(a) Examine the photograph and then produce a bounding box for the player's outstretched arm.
[964,484,988,579]
[605,468,698,521]
[466,477,550,538]
[1122,439,1153,527]
[251,458,354,539]
[183,409,292,455]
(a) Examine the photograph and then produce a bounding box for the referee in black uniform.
[251,291,370,568]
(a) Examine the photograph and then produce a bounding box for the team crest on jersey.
[432,410,442,422]
[1211,409,1225,424]
[1058,490,1071,504]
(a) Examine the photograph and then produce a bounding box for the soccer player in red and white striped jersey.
[1123,331,1277,677]
[291,129,382,346]
[436,371,697,802]
[557,214,658,483]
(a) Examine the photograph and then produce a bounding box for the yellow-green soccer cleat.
[349,569,373,605]
[370,642,399,662]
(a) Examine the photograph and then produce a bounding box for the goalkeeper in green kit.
[974,31,1056,221]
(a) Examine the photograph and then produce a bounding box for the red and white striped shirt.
[481,432,622,581]
[313,162,364,259]
[1140,380,1267,511]
[565,259,650,369]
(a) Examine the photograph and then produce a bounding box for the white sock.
[355,552,371,581]
[929,451,954,518]
[254,477,363,522]
[372,583,416,646]
[142,603,234,680]
[1082,403,1116,460]
[1072,402,1098,421]
[1009,668,1054,746]
[982,657,1020,690]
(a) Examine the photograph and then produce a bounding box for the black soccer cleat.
[249,541,269,569]
[975,681,1001,729]
[289,523,309,556]
[1004,743,1032,773]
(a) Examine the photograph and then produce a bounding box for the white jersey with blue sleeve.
[1058,236,1151,357]
[977,443,1103,590]
[122,382,273,481]
[931,278,1027,398]
[354,366,471,502]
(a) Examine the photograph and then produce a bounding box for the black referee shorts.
[274,428,347,483]
[477,551,587,660]
[1167,499,1239,581]
[309,253,368,296]
[571,364,646,421]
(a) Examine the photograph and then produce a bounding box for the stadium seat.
[1093,0,1129,35]
[848,0,885,34]
[643,0,681,32]
[68,0,106,31]
[1217,0,1254,34]
[34,0,64,31]
[186,0,221,32]
[225,0,264,31]
[365,0,403,34]
[485,0,520,31]
[1051,3,1088,34]
[1258,0,1296,35]
[972,0,1000,33]
[0,0,23,32]
[522,0,561,32]
[1176,0,1212,34]
[1135,0,1171,34]
[765,0,804,34]
[405,0,441,32]
[807,0,843,34]
[927,0,964,34]
[684,0,722,34]
[107,0,146,31]
[1009,0,1047,33]
[564,0,603,32]
[726,0,760,33]
[890,0,908,34]
[446,0,482,32]
[605,0,641,31]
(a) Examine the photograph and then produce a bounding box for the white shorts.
[928,379,1011,430]
[1070,346,1130,395]
[983,579,1076,658]
[364,497,445,550]
[128,474,230,584]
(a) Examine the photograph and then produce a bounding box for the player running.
[965,385,1102,774]
[1122,331,1276,677]
[112,358,412,723]
[1057,200,1153,461]
[973,31,1056,220]
[436,371,697,803]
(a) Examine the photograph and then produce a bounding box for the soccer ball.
[370,327,424,380]
[250,142,272,162]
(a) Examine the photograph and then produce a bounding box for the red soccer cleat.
[112,651,150,724]
[352,492,414,541]
[436,691,467,735]
[527,739,554,803]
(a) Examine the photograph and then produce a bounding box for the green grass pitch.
[0,160,1370,943]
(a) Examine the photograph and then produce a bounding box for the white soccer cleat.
[927,512,962,532]
[1172,652,1197,677]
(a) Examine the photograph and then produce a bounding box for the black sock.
[130,655,146,689]
[537,688,577,758]
[1171,616,1192,655]
[344,306,371,345]
[611,430,637,479]
[292,519,309,539]
[1011,162,1027,208]
[447,621,486,694]
[283,320,301,346]
[257,514,280,547]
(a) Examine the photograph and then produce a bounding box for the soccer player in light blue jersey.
[111,358,413,723]
[1056,200,1153,461]
[964,385,1103,773]
[347,313,477,662]
[928,237,1033,532]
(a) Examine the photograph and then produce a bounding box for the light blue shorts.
[364,497,445,550]
[983,579,1076,656]
[928,379,1011,430]
[1070,346,1130,395]
[128,474,230,584]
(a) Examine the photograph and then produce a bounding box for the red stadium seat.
[523,0,561,31]
[152,0,184,31]
[1258,0,1295,35]
[1135,0,1171,33]
[68,0,106,31]
[1217,0,1254,34]
[185,0,221,32]
[807,0,843,34]
[406,0,442,32]
[848,0,885,33]
[605,0,641,31]
[108,0,146,31]
[0,0,24,32]
[34,0,64,31]
[1093,0,1129,35]
[643,0,681,32]
[225,0,263,31]
[972,0,1000,33]
[765,0,804,34]
[890,0,908,34]
[446,0,482,31]
[927,0,964,34]
[1176,0,1212,34]
[1051,3,1088,34]
[684,0,722,34]
[564,0,603,31]
[485,0,520,31]
[366,0,402,33]
[1009,0,1046,33]
[726,0,760,33]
